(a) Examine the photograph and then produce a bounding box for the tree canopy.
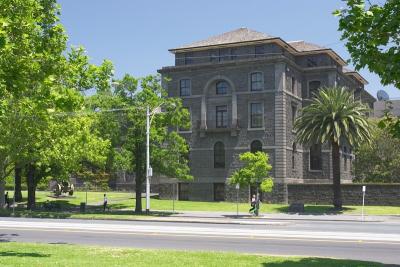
[354,120,400,183]
[335,0,400,88]
[0,0,111,209]
[229,151,273,193]
[88,74,192,212]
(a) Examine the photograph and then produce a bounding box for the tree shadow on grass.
[276,205,356,215]
[0,251,50,257]
[261,257,398,267]
[0,206,175,220]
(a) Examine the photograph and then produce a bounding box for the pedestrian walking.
[4,192,10,209]
[249,194,256,214]
[103,193,108,212]
[254,193,261,216]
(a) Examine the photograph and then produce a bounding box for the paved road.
[0,218,399,265]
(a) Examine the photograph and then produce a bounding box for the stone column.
[274,62,288,203]
[200,95,207,130]
[231,93,238,128]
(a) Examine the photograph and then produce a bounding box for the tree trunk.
[27,164,36,210]
[0,177,5,209]
[14,166,23,202]
[332,141,342,210]
[134,142,145,213]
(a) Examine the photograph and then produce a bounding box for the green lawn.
[0,242,385,267]
[3,190,400,217]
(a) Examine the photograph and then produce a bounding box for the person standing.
[103,193,108,212]
[4,192,10,209]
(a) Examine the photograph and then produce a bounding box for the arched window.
[214,142,225,168]
[250,140,262,153]
[308,81,321,98]
[216,81,228,95]
[310,144,322,170]
[292,143,297,169]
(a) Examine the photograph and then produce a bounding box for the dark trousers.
[103,201,107,211]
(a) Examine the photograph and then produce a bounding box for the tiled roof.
[288,40,326,52]
[173,28,274,50]
[343,67,355,73]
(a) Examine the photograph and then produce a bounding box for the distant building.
[374,99,400,117]
[156,28,374,202]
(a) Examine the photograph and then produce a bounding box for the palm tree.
[294,87,371,209]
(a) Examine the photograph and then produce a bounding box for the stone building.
[157,28,375,203]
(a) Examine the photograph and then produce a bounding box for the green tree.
[335,0,400,88]
[294,87,371,209]
[89,74,192,213]
[0,0,111,209]
[229,152,274,194]
[354,120,400,183]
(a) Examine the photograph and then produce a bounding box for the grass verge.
[2,191,400,217]
[0,242,385,267]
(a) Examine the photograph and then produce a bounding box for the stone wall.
[288,184,400,206]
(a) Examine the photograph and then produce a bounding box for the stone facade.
[288,184,400,206]
[157,28,375,203]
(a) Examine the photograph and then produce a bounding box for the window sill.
[247,127,265,131]
[309,169,323,172]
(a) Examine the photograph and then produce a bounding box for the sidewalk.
[131,210,400,225]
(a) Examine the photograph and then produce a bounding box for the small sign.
[235,184,240,190]
[362,186,366,192]
[148,167,153,177]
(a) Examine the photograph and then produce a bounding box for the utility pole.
[146,106,151,214]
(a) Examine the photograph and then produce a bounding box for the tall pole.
[146,106,150,214]
[12,174,15,216]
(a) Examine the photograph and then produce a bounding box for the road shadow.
[0,233,19,243]
[0,251,50,257]
[261,257,398,267]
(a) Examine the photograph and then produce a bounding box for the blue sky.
[58,0,400,98]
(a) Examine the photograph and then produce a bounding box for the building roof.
[343,67,368,85]
[172,28,275,50]
[287,40,325,52]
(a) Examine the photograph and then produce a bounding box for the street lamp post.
[145,106,151,214]
[145,104,165,214]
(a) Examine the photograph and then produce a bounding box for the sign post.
[362,186,366,221]
[236,184,240,217]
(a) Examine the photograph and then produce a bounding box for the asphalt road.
[0,217,399,265]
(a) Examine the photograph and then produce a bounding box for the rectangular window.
[178,183,189,201]
[310,144,322,170]
[309,81,321,98]
[219,48,230,62]
[291,105,297,126]
[179,79,191,96]
[213,183,225,201]
[255,45,265,57]
[210,50,219,62]
[250,103,263,128]
[250,72,263,91]
[216,105,228,128]
[291,76,296,94]
[184,53,193,65]
[231,47,238,60]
